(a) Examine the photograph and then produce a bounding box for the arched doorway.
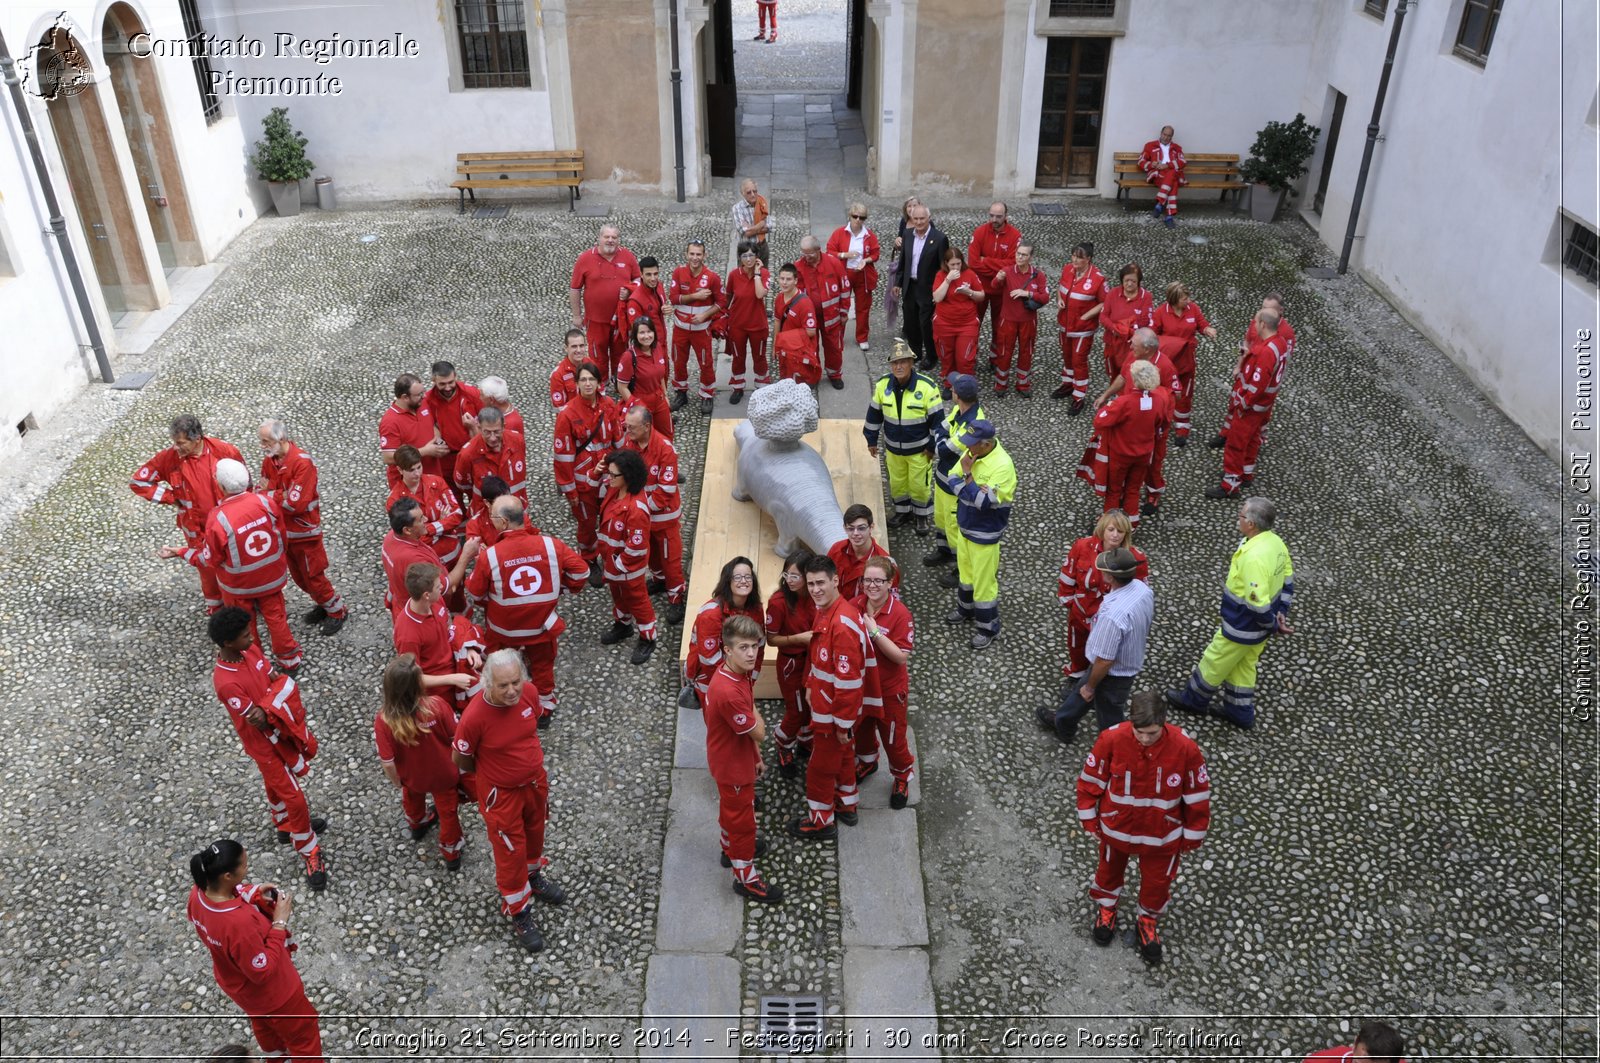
[37,23,158,312]
[103,3,202,270]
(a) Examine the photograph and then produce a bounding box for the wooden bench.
[452,150,584,212]
[1113,151,1246,209]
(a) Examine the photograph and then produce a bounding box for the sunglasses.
[851,214,867,220]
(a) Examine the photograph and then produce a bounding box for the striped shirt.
[1083,578,1153,677]
[731,197,774,244]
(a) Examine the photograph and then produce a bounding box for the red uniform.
[617,343,674,441]
[619,278,669,349]
[1090,386,1173,529]
[597,489,656,641]
[381,530,441,614]
[1056,263,1106,399]
[1152,301,1212,440]
[826,225,881,346]
[454,682,550,915]
[501,406,525,437]
[260,444,346,621]
[1078,721,1210,919]
[553,395,621,562]
[420,382,484,472]
[1099,285,1154,379]
[1139,138,1187,217]
[1220,316,1297,437]
[392,596,485,713]
[378,401,442,484]
[794,254,849,381]
[386,475,464,568]
[453,430,527,521]
[802,596,867,827]
[375,695,466,861]
[1222,333,1289,492]
[570,246,641,382]
[465,528,589,719]
[853,593,915,784]
[1058,537,1149,677]
[967,222,1023,355]
[705,663,764,881]
[991,263,1050,392]
[932,268,984,386]
[827,537,893,602]
[131,436,244,613]
[687,597,765,699]
[1073,349,1183,513]
[668,264,726,399]
[548,359,581,411]
[766,589,817,756]
[190,491,302,670]
[212,644,320,857]
[772,291,821,386]
[725,264,772,390]
[624,428,687,606]
[186,885,322,1061]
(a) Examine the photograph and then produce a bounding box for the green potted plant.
[250,106,314,217]
[1240,113,1320,223]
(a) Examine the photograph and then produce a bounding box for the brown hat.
[889,340,917,362]
[1094,547,1140,580]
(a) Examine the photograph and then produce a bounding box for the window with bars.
[176,0,220,123]
[1049,0,1116,17]
[455,0,532,88]
[1564,219,1599,289]
[1363,0,1388,19]
[1453,0,1501,64]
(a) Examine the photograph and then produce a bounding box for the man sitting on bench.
[1139,126,1187,229]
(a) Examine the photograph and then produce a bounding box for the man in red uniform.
[668,239,725,414]
[1303,1023,1407,1063]
[1207,308,1289,499]
[966,202,1022,360]
[1087,330,1183,517]
[772,265,820,386]
[258,419,347,637]
[1090,360,1172,530]
[1212,293,1296,447]
[477,375,524,436]
[569,224,641,384]
[1055,242,1105,407]
[549,330,590,410]
[387,445,465,573]
[132,413,243,615]
[208,606,328,890]
[853,556,914,809]
[1139,125,1186,227]
[384,497,475,613]
[795,235,849,389]
[162,459,302,671]
[725,245,772,400]
[620,256,670,355]
[453,407,526,520]
[705,614,783,903]
[453,649,567,950]
[622,406,688,625]
[990,245,1050,395]
[827,504,892,601]
[790,555,867,839]
[394,562,484,713]
[420,361,483,490]
[465,494,590,725]
[1077,692,1209,964]
[379,374,448,485]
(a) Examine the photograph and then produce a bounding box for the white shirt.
[847,227,866,270]
[1158,142,1172,166]
[910,230,928,280]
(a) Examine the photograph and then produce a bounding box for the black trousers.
[900,284,935,362]
[1054,672,1137,738]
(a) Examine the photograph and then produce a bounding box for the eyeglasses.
[861,577,890,586]
[731,574,754,583]
[845,523,872,533]
[851,214,867,220]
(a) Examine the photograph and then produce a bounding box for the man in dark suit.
[892,203,948,372]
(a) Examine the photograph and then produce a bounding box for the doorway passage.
[1034,36,1109,189]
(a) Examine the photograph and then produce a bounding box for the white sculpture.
[732,380,845,558]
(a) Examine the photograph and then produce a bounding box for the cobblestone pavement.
[732,0,849,92]
[0,193,1593,1060]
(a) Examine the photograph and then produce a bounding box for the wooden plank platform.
[680,418,885,699]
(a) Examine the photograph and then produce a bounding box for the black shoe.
[700,397,715,415]
[1165,688,1212,718]
[834,807,859,827]
[444,855,462,873]
[730,389,744,405]
[511,909,545,951]
[665,602,686,625]
[1051,383,1073,400]
[720,836,770,867]
[678,683,701,711]
[1068,398,1087,417]
[528,869,566,906]
[923,546,954,566]
[917,357,937,372]
[854,758,879,783]
[587,565,604,588]
[937,568,960,589]
[1204,484,1240,500]
[787,815,837,841]
[887,511,913,528]
[600,621,633,645]
[1093,905,1118,946]
[776,745,800,778]
[890,777,909,809]
[828,377,844,390]
[670,390,689,412]
[943,605,969,624]
[971,630,997,651]
[733,876,784,904]
[302,604,328,625]
[1017,389,1033,399]
[1140,501,1158,517]
[279,816,328,844]
[1173,434,1189,448]
[537,710,553,730]
[304,850,328,892]
[409,809,439,841]
[1207,433,1227,449]
[647,578,667,595]
[630,638,657,665]
[318,613,346,637]
[913,516,931,537]
[1136,914,1163,963]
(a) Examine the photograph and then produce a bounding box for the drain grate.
[757,994,825,1054]
[1304,266,1337,279]
[472,206,509,220]
[109,371,155,391]
[1030,201,1069,216]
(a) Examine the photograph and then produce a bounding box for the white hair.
[478,376,510,404]
[260,418,288,441]
[1133,327,1160,352]
[800,234,821,252]
[215,458,251,496]
[484,648,527,683]
[1128,360,1160,391]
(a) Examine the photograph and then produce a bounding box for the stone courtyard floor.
[0,190,1593,1060]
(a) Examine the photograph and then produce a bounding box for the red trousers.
[994,319,1038,392]
[248,984,324,1062]
[1173,368,1196,438]
[183,527,224,613]
[257,756,318,858]
[933,322,978,387]
[1065,614,1093,677]
[1104,452,1149,528]
[487,633,559,717]
[565,487,600,559]
[727,328,770,390]
[672,328,715,398]
[847,270,874,345]
[401,781,464,860]
[821,320,845,380]
[1145,430,1170,509]
[717,779,759,881]
[584,321,622,384]
[855,691,914,781]
[229,590,303,670]
[607,574,657,640]
[773,655,812,750]
[1103,332,1132,380]
[1059,328,1096,397]
[650,522,687,605]
[1090,840,1182,917]
[286,537,345,617]
[1222,409,1270,490]
[757,0,777,33]
[481,775,549,916]
[626,391,675,442]
[804,725,858,825]
[1147,168,1184,215]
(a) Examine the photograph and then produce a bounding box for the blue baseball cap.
[948,373,979,401]
[959,420,997,447]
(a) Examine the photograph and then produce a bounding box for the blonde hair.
[380,654,438,747]
[848,201,867,219]
[1093,509,1135,546]
[1165,281,1188,308]
[1128,360,1160,390]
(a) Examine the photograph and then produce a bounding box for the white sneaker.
[860,341,870,352]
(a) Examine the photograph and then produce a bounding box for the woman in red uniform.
[852,555,916,809]
[766,548,816,776]
[683,556,765,706]
[1055,241,1106,411]
[596,448,658,665]
[1151,281,1217,446]
[187,839,324,1062]
[1058,509,1149,681]
[375,654,471,871]
[553,362,621,574]
[930,246,985,392]
[1099,263,1154,380]
[725,244,773,400]
[617,318,674,441]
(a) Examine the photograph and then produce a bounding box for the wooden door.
[1035,37,1110,190]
